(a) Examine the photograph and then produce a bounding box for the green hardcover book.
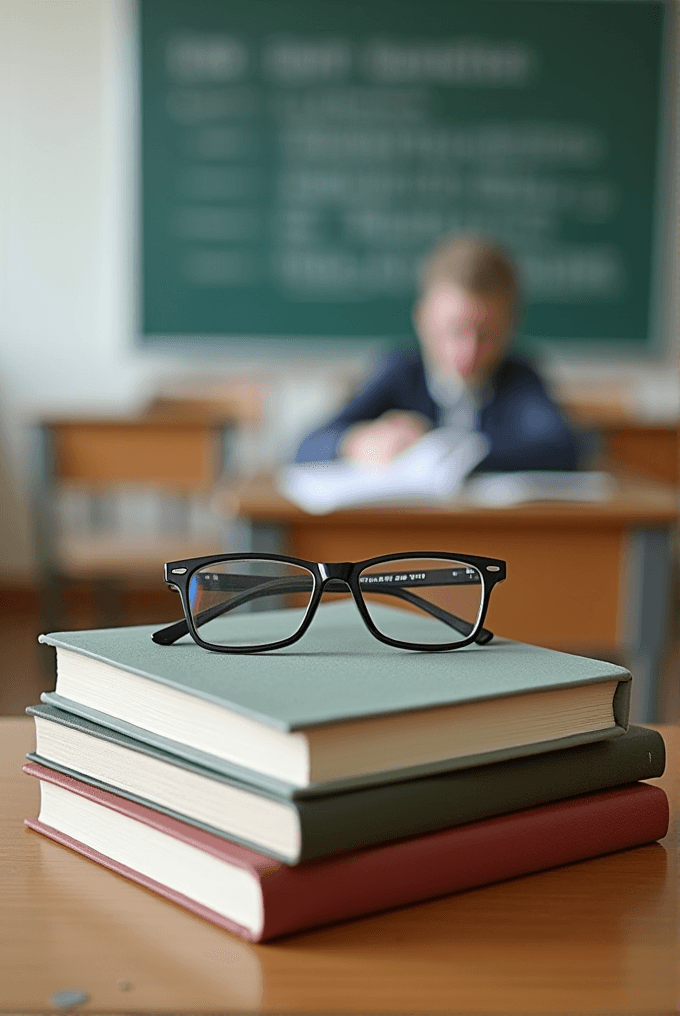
[39,602,631,795]
[27,703,663,864]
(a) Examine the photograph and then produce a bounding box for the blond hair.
[419,235,521,311]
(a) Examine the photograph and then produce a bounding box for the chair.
[32,414,234,632]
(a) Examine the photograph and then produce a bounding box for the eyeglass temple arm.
[152,575,494,646]
[151,577,295,645]
[385,586,493,643]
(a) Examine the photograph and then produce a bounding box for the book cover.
[27,703,665,864]
[24,762,669,943]
[38,602,631,793]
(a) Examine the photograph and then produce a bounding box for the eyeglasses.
[152,552,506,653]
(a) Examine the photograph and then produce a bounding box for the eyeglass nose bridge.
[318,562,353,584]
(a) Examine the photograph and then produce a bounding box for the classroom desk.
[223,474,679,723]
[600,421,679,486]
[560,394,679,485]
[1,716,677,1014]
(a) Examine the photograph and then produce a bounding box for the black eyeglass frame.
[153,551,506,654]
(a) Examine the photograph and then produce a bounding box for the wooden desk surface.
[2,717,678,1014]
[225,473,679,528]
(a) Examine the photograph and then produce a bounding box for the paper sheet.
[278,430,491,514]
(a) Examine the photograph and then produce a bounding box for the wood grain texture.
[1,717,678,1013]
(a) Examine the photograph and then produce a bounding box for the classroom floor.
[1,583,678,721]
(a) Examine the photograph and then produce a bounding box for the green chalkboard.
[140,0,666,346]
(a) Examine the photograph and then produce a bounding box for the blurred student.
[295,235,581,472]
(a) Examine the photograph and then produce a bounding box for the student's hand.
[341,411,431,465]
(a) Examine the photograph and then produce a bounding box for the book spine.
[295,727,666,861]
[259,783,669,940]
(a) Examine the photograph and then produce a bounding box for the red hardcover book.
[24,762,668,942]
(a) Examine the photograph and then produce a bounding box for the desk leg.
[622,527,674,722]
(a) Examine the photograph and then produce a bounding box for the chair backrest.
[43,417,226,491]
[32,415,233,583]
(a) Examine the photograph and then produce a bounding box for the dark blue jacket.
[295,350,581,472]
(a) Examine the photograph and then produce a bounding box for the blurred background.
[0,0,678,719]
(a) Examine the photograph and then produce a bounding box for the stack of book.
[24,602,668,942]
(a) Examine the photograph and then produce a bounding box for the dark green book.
[38,601,631,795]
[27,703,663,864]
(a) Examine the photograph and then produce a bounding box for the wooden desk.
[225,475,679,722]
[560,392,679,486]
[601,421,679,486]
[1,717,677,1013]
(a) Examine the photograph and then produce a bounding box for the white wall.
[0,0,677,577]
[0,0,374,575]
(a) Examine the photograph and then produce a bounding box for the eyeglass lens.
[358,557,484,645]
[188,559,315,647]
